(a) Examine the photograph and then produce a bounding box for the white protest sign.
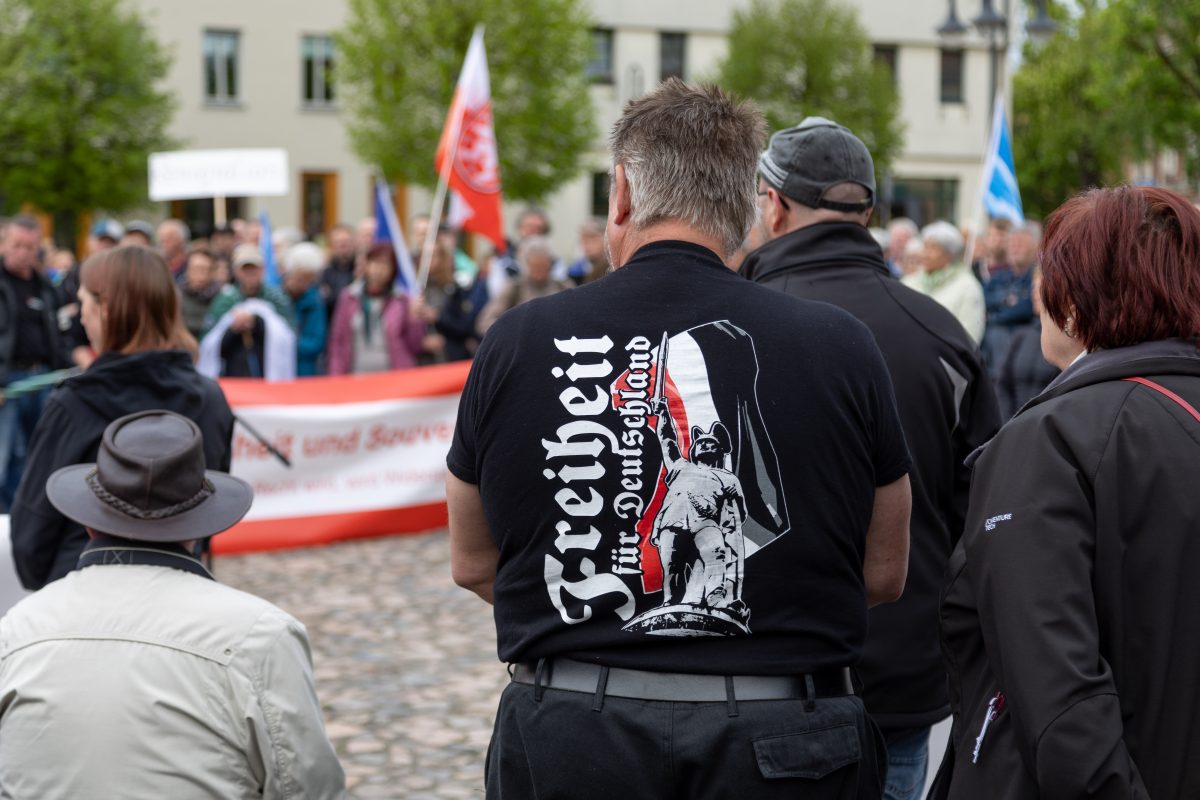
[148,148,290,201]
[230,396,457,522]
[214,364,470,554]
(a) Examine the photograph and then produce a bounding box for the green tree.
[1106,0,1200,172]
[0,0,174,244]
[1012,2,1128,218]
[714,0,903,179]
[338,0,597,202]
[1013,0,1200,217]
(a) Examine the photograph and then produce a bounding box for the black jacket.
[743,223,1000,731]
[996,321,1059,420]
[0,260,72,383]
[10,350,234,589]
[933,339,1200,799]
[433,275,488,362]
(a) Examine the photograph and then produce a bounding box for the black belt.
[511,657,854,702]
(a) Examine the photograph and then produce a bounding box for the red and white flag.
[435,27,505,252]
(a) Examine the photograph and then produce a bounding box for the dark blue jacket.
[982,266,1034,327]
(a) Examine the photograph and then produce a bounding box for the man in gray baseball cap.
[742,118,1000,800]
[756,116,876,215]
[0,410,345,798]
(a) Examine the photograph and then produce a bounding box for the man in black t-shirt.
[0,215,71,510]
[742,118,1001,800]
[447,80,912,800]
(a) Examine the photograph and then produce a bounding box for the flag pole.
[418,25,482,293]
[418,128,461,291]
[968,93,1006,283]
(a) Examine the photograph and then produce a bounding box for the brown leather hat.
[46,410,253,542]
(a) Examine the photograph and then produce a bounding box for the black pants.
[485,681,887,800]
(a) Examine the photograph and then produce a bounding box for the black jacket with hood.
[10,349,234,589]
[932,339,1200,799]
[742,222,1000,733]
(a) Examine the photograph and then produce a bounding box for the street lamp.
[936,0,969,38]
[1024,2,1059,44]
[937,0,1059,117]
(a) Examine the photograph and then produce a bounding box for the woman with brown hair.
[10,246,235,590]
[932,186,1200,798]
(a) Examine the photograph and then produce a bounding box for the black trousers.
[485,681,887,800]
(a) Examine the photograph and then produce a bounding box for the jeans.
[0,368,51,512]
[883,727,930,800]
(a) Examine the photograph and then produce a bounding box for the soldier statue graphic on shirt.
[623,328,772,636]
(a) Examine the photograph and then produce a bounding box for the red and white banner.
[434,26,505,252]
[213,362,470,555]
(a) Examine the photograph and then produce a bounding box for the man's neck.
[4,262,33,281]
[613,221,725,268]
[782,208,869,235]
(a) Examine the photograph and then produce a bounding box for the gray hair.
[1014,219,1042,243]
[517,235,556,270]
[273,226,303,253]
[921,221,965,261]
[159,218,190,242]
[610,78,765,257]
[9,214,40,233]
[887,217,918,237]
[868,227,889,250]
[284,242,325,276]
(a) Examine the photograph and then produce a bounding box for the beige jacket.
[903,264,986,344]
[0,564,345,799]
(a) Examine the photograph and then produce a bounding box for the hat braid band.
[85,470,216,520]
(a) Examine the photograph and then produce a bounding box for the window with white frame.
[303,35,335,106]
[203,30,240,103]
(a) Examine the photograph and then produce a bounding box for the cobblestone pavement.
[215,530,504,799]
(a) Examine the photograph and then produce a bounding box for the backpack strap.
[1122,377,1200,424]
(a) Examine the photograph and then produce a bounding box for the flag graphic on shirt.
[610,321,789,636]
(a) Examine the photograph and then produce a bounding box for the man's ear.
[768,188,790,235]
[610,164,632,227]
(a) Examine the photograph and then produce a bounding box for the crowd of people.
[4,77,1200,800]
[869,214,1053,419]
[0,209,611,387]
[0,208,609,512]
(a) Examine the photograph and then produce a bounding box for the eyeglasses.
[758,188,789,210]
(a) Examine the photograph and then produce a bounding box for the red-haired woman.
[326,242,425,374]
[932,186,1200,798]
[10,246,234,590]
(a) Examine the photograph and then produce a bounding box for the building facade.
[133,0,1001,257]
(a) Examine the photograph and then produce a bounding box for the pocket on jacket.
[753,723,862,780]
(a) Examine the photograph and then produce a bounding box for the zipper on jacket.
[971,691,1006,764]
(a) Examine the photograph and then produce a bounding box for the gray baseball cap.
[758,117,875,213]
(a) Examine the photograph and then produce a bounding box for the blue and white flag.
[373,178,418,292]
[258,209,281,287]
[981,96,1024,225]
